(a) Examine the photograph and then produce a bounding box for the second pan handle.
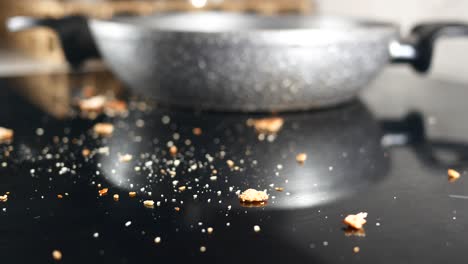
[390,22,468,72]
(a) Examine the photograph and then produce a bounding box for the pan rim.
[89,11,399,35]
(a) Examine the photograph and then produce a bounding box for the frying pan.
[7,12,468,111]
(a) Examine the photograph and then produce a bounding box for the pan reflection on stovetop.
[98,101,388,211]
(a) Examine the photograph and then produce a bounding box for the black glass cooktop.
[0,69,468,264]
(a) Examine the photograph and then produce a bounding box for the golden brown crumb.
[104,100,127,116]
[57,194,63,199]
[353,246,360,253]
[274,187,284,192]
[296,153,307,164]
[0,194,8,202]
[113,194,119,201]
[344,212,368,230]
[247,117,284,134]
[169,146,178,157]
[82,148,91,157]
[192,127,202,136]
[0,127,13,143]
[78,95,106,113]
[448,169,461,182]
[119,154,133,162]
[52,250,62,261]
[174,207,180,212]
[98,188,109,196]
[143,200,155,208]
[178,186,187,192]
[226,160,235,168]
[93,123,114,136]
[238,189,268,203]
[129,191,137,198]
[200,246,207,253]
[207,227,214,234]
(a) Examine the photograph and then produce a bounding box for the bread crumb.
[0,127,13,143]
[113,194,119,201]
[57,194,63,199]
[274,187,284,192]
[119,154,133,162]
[239,189,268,203]
[200,246,207,253]
[79,96,127,117]
[0,194,8,202]
[247,117,284,134]
[178,186,186,192]
[207,227,214,234]
[192,127,202,136]
[104,100,127,116]
[129,192,137,198]
[154,237,161,244]
[174,207,180,212]
[296,153,307,164]
[97,147,110,155]
[98,188,108,196]
[78,95,106,112]
[448,169,461,182]
[52,250,62,261]
[353,246,360,253]
[344,212,368,229]
[169,146,178,157]
[226,160,235,168]
[143,200,155,208]
[93,123,114,136]
[82,148,91,157]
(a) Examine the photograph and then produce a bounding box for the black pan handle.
[7,16,100,68]
[390,22,468,72]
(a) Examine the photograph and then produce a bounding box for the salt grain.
[207,227,214,234]
[154,237,161,244]
[253,225,261,232]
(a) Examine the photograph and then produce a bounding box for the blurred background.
[0,0,467,82]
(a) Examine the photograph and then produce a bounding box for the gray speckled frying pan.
[7,12,468,111]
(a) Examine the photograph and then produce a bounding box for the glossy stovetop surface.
[0,69,468,263]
